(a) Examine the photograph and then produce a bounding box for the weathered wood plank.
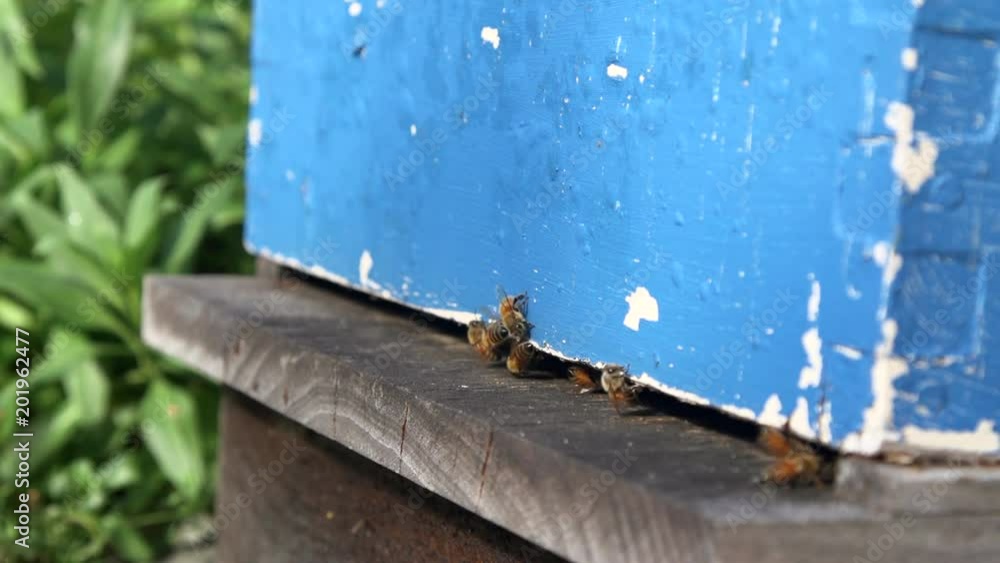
[216,389,562,563]
[143,274,1000,563]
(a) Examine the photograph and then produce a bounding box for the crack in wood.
[478,429,496,504]
[398,403,410,474]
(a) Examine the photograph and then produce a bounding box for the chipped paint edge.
[246,242,1000,457]
[245,241,479,325]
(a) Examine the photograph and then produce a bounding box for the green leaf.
[164,175,237,273]
[55,164,122,265]
[0,0,42,76]
[0,296,31,329]
[33,403,83,467]
[9,191,70,249]
[67,0,133,139]
[95,129,142,172]
[101,452,142,490]
[0,257,118,331]
[64,360,110,426]
[209,199,245,230]
[88,172,130,218]
[0,108,48,164]
[197,122,246,165]
[32,328,96,386]
[140,380,205,500]
[125,177,164,249]
[108,516,155,562]
[0,43,24,117]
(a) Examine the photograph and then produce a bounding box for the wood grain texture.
[216,389,562,563]
[143,274,1000,563]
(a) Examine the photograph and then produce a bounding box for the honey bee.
[467,320,486,346]
[474,321,511,362]
[600,364,637,414]
[506,341,537,376]
[497,287,531,341]
[758,426,830,487]
[567,365,599,393]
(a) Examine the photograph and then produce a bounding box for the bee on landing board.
[467,320,486,346]
[497,286,531,341]
[567,365,599,393]
[600,364,638,414]
[474,320,511,362]
[506,341,537,376]
[758,426,831,487]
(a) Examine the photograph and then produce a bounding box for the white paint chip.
[819,404,833,443]
[843,319,908,455]
[634,373,709,406]
[758,394,786,426]
[623,287,659,331]
[720,404,757,420]
[834,344,863,360]
[789,397,816,439]
[247,119,263,147]
[359,250,375,286]
[480,26,500,49]
[902,420,1000,453]
[872,241,904,287]
[901,47,919,71]
[884,101,939,193]
[807,280,821,322]
[410,124,417,136]
[421,307,481,325]
[606,63,628,80]
[348,2,362,17]
[798,327,823,389]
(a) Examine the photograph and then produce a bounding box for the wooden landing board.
[216,390,563,563]
[142,273,1000,563]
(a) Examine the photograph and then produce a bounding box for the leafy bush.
[0,0,253,560]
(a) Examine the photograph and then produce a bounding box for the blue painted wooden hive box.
[243,0,1000,457]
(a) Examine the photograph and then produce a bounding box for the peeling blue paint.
[244,0,999,455]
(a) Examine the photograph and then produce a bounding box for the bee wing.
[758,428,793,457]
[496,285,528,312]
[477,305,499,323]
[495,284,509,306]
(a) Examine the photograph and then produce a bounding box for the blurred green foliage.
[0,0,253,560]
